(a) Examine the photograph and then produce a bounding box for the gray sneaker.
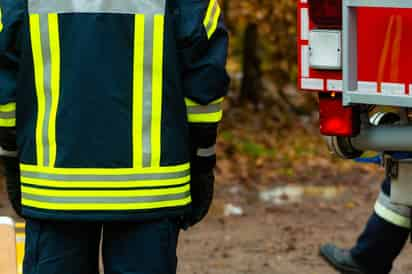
[320,244,368,274]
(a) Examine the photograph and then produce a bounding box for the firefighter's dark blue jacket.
[0,0,229,221]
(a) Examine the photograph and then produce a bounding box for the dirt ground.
[178,168,412,274]
[3,167,412,274]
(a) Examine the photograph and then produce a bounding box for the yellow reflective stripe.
[207,3,220,38]
[21,184,190,197]
[184,97,224,107]
[20,162,190,175]
[48,13,60,167]
[151,15,164,167]
[0,119,16,127]
[374,202,411,229]
[22,196,191,210]
[203,0,215,29]
[203,0,221,39]
[30,14,46,166]
[0,8,3,32]
[21,175,190,188]
[15,222,25,229]
[0,103,16,112]
[185,97,224,122]
[0,103,16,127]
[133,14,145,168]
[188,111,223,123]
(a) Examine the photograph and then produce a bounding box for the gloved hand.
[180,170,214,229]
[181,123,217,229]
[0,127,21,216]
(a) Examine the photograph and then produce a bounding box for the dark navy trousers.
[23,218,180,274]
[350,178,410,274]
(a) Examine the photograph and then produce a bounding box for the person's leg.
[102,218,179,274]
[321,177,410,274]
[23,219,101,274]
[350,178,410,273]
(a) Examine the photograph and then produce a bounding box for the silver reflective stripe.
[22,191,190,204]
[197,145,216,157]
[376,191,410,218]
[40,15,52,167]
[28,0,165,15]
[142,16,154,167]
[0,147,18,157]
[0,111,15,119]
[187,102,222,114]
[29,0,167,168]
[21,169,190,182]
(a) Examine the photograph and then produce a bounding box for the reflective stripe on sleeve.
[0,103,16,127]
[374,191,411,229]
[185,97,223,123]
[197,145,216,157]
[203,0,221,39]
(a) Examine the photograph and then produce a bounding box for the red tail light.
[309,0,342,28]
[319,93,360,137]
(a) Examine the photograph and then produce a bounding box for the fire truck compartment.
[343,4,412,107]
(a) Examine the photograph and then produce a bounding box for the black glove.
[0,127,21,216]
[181,123,217,229]
[181,170,215,229]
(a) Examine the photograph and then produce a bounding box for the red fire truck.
[298,0,412,204]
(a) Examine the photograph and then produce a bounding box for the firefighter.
[0,0,229,273]
[320,176,409,274]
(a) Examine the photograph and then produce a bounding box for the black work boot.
[320,244,369,274]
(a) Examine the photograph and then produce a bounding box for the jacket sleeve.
[177,0,229,172]
[0,0,24,128]
[177,0,230,124]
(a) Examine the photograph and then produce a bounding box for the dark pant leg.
[23,219,101,274]
[102,219,180,274]
[350,178,410,274]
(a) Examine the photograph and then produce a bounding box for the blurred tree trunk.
[220,0,231,31]
[240,23,263,108]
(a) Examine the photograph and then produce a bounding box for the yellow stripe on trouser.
[0,102,16,127]
[151,15,164,167]
[29,14,46,166]
[48,13,61,167]
[185,97,224,123]
[133,14,145,167]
